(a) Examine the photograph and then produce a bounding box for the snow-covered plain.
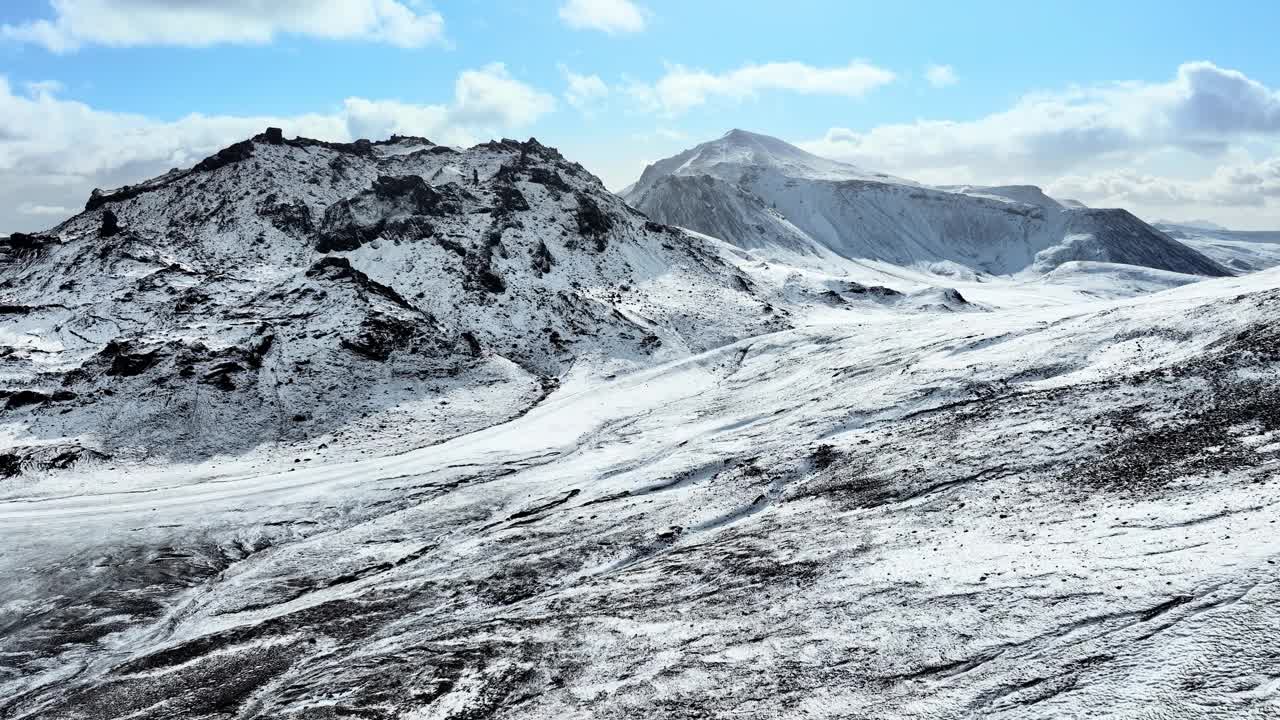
[2,132,1280,719]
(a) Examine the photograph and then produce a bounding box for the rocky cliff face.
[0,130,785,467]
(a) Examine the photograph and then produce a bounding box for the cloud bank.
[2,0,447,52]
[800,61,1280,221]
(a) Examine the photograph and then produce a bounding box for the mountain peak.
[628,129,909,199]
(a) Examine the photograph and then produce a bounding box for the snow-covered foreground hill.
[4,262,1280,718]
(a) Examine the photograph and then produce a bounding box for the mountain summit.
[629,129,910,197]
[625,131,1230,277]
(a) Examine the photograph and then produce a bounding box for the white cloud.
[17,201,72,216]
[558,0,646,34]
[925,64,957,88]
[630,60,896,116]
[1051,157,1280,209]
[798,61,1280,226]
[805,62,1280,175]
[560,65,609,112]
[1,0,446,52]
[0,65,553,232]
[452,63,556,127]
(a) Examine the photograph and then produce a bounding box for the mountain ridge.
[625,130,1231,278]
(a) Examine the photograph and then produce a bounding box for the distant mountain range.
[1152,218,1229,231]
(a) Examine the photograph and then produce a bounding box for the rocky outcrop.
[99,209,122,238]
[316,176,471,252]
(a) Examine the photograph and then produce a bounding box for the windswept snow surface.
[4,261,1280,718]
[626,131,1230,278]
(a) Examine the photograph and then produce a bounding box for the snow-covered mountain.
[1153,218,1229,231]
[1154,221,1280,274]
[625,130,1230,277]
[0,130,787,469]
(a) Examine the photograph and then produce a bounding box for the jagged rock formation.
[625,129,1230,277]
[0,130,784,464]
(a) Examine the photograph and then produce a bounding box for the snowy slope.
[4,127,1280,720]
[1155,222,1280,273]
[626,130,1230,278]
[0,130,787,468]
[3,265,1280,719]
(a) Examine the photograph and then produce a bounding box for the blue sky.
[2,0,1280,231]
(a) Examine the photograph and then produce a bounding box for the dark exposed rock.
[0,444,107,478]
[527,167,571,192]
[305,256,416,309]
[86,184,151,212]
[811,443,839,469]
[369,176,439,210]
[460,331,483,357]
[644,220,679,235]
[3,389,76,410]
[101,341,161,377]
[2,232,52,255]
[193,139,255,174]
[531,241,555,274]
[258,197,314,236]
[317,176,463,252]
[842,282,903,298]
[495,186,529,214]
[285,136,376,157]
[575,194,614,251]
[477,269,506,294]
[384,134,431,145]
[263,127,285,145]
[201,361,245,391]
[341,315,421,362]
[100,210,123,238]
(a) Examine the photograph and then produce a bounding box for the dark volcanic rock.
[86,185,149,212]
[531,241,555,275]
[101,341,162,377]
[341,315,422,362]
[495,185,530,214]
[527,167,571,192]
[3,232,52,255]
[193,139,255,174]
[258,197,315,236]
[305,256,416,309]
[100,209,123,238]
[3,389,76,410]
[575,194,614,252]
[317,176,464,253]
